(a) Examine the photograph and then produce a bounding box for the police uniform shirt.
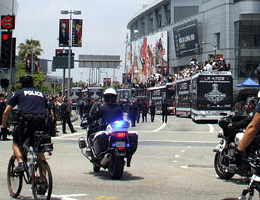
[95,104,123,124]
[8,87,47,115]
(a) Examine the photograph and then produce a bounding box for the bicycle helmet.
[20,75,34,88]
[104,88,117,104]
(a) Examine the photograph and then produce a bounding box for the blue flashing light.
[114,121,124,128]
[112,143,116,147]
[126,143,130,147]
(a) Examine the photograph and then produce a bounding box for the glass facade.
[236,21,260,78]
[234,0,260,2]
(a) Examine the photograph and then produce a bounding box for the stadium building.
[126,0,260,85]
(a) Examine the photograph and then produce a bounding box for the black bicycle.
[7,131,53,200]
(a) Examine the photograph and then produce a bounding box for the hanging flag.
[59,19,70,47]
[72,19,83,47]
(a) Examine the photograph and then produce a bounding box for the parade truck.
[82,86,103,100]
[176,71,233,121]
[175,77,191,117]
[148,82,175,114]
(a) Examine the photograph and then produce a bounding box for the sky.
[13,0,154,83]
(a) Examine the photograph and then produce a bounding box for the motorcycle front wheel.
[108,157,124,180]
[214,152,235,180]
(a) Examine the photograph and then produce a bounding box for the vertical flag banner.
[72,19,83,47]
[59,19,70,47]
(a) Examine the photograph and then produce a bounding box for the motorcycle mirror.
[78,137,87,149]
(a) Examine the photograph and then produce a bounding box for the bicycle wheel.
[7,155,23,197]
[32,160,53,200]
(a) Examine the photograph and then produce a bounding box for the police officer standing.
[1,75,48,172]
[149,102,156,122]
[60,97,77,134]
[161,100,168,123]
[129,99,138,127]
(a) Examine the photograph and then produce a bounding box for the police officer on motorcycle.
[233,97,260,163]
[88,88,123,137]
[1,75,48,172]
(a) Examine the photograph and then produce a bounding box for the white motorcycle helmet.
[104,88,117,104]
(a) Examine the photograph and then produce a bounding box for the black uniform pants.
[150,112,155,122]
[142,112,147,122]
[62,114,75,133]
[162,112,167,123]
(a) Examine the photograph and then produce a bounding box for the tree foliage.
[12,39,54,94]
[18,39,43,61]
[12,61,51,93]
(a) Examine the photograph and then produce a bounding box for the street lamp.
[61,10,81,99]
[202,42,217,59]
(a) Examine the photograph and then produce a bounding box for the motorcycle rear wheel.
[214,152,235,180]
[108,157,124,180]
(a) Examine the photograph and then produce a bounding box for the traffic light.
[1,31,12,68]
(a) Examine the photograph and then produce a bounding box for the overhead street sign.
[78,55,121,68]
[52,56,74,69]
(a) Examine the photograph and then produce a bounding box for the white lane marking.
[51,194,88,200]
[152,123,166,132]
[52,132,85,140]
[180,165,189,169]
[208,124,214,132]
[53,137,217,144]
[175,155,180,158]
[140,139,217,144]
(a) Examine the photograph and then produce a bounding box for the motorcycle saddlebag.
[92,131,109,156]
[128,131,138,154]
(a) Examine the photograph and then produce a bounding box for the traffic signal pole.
[8,2,14,100]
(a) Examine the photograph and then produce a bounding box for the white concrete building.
[127,0,260,85]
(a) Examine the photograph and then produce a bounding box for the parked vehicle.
[213,113,260,180]
[78,120,138,179]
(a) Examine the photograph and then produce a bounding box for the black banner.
[59,19,70,47]
[173,20,200,58]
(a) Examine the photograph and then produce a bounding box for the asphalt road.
[0,113,252,200]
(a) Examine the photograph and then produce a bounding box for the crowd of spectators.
[122,58,231,89]
[175,58,231,80]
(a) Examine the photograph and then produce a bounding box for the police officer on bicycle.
[1,75,48,172]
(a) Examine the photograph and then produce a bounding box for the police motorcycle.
[213,103,260,180]
[78,119,138,179]
[80,113,89,129]
[236,152,260,199]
